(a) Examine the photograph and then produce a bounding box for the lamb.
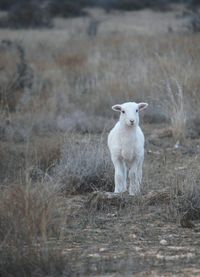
[108,101,148,195]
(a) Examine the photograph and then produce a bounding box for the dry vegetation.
[0,5,200,276]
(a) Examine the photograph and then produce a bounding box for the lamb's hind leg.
[112,158,127,193]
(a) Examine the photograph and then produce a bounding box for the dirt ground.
[61,127,200,276]
[63,205,200,276]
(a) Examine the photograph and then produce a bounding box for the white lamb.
[108,101,148,195]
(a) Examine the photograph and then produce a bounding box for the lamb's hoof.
[129,191,140,196]
[114,190,127,195]
[86,191,132,210]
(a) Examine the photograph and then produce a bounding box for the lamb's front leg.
[112,158,127,193]
[128,160,142,196]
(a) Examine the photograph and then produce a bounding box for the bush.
[0,0,15,11]
[49,0,88,18]
[1,1,52,28]
[54,134,113,194]
[187,11,200,32]
[170,165,200,227]
[110,0,173,11]
[113,0,150,11]
[0,39,33,112]
[0,0,188,24]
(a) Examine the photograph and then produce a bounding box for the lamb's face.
[112,102,148,128]
[120,102,140,127]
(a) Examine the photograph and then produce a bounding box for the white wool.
[108,101,148,195]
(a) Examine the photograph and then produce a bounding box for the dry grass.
[0,181,69,276]
[1,31,200,126]
[157,78,187,141]
[0,136,62,184]
[173,162,200,221]
[54,133,113,194]
[1,6,200,275]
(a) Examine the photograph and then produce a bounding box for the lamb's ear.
[138,102,148,111]
[112,105,122,112]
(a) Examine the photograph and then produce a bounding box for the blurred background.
[0,0,199,28]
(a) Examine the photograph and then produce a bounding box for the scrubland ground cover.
[0,4,200,276]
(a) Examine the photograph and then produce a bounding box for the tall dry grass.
[0,180,69,276]
[1,32,200,139]
[156,78,187,141]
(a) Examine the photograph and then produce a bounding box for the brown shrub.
[55,53,87,70]
[0,182,68,276]
[0,136,62,184]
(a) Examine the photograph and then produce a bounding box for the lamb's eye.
[136,109,139,113]
[122,110,125,114]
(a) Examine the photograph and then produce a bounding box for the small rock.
[160,239,168,246]
[174,140,180,149]
[87,253,101,258]
[99,248,107,252]
[128,234,137,239]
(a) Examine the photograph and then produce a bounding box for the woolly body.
[108,102,148,195]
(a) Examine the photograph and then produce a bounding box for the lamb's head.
[112,102,148,127]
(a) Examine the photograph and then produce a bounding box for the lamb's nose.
[130,120,134,125]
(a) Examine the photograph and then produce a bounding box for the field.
[0,5,200,276]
